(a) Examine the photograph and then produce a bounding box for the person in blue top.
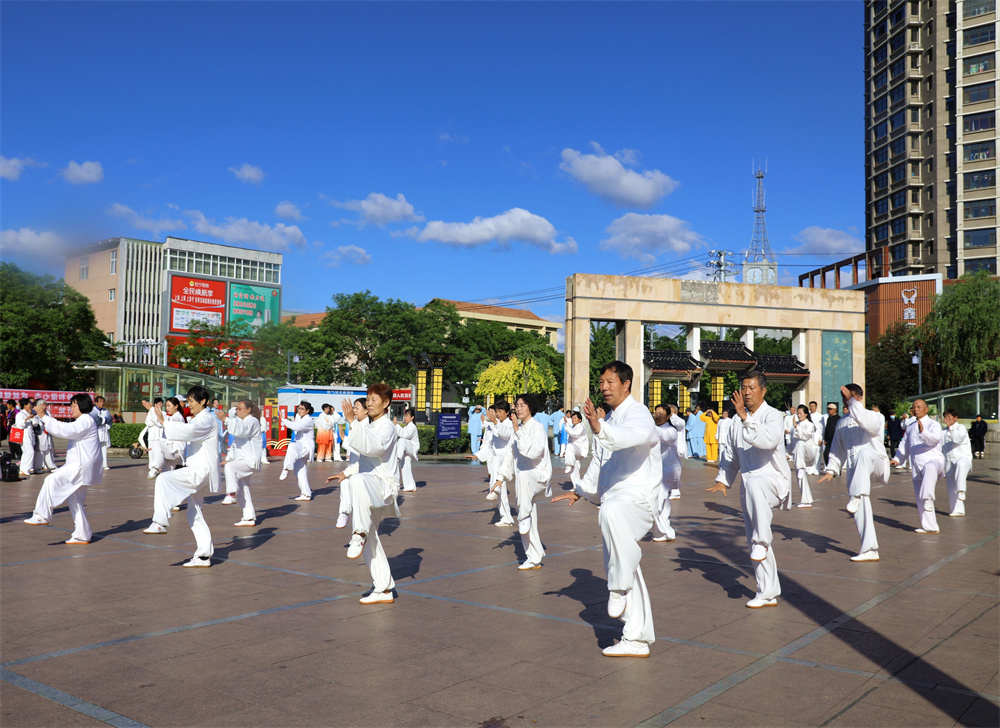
[467,404,485,455]
[552,409,567,456]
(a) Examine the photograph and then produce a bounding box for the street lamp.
[911,349,923,396]
[286,350,299,384]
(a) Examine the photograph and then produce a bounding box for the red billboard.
[169,275,226,333]
[0,389,96,419]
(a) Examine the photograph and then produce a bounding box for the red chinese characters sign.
[169,276,226,333]
[0,389,96,419]
[392,389,412,401]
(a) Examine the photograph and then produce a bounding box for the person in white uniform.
[465,405,500,498]
[562,410,589,487]
[328,399,369,528]
[818,384,889,561]
[33,400,57,472]
[145,398,186,479]
[706,369,790,609]
[22,395,103,544]
[511,393,552,570]
[941,408,972,518]
[340,383,400,604]
[394,407,419,492]
[280,402,315,501]
[221,400,262,527]
[891,399,945,534]
[315,404,337,462]
[789,405,819,507]
[715,408,733,468]
[487,401,516,526]
[141,386,221,567]
[667,404,687,499]
[15,398,38,476]
[93,396,113,471]
[142,397,165,451]
[805,401,824,475]
[783,405,796,458]
[259,410,270,465]
[650,404,679,542]
[553,360,659,658]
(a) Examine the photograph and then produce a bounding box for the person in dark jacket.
[887,412,905,456]
[822,403,840,467]
[969,415,988,459]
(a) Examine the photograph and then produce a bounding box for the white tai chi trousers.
[652,477,676,540]
[845,450,887,554]
[224,460,257,522]
[400,456,416,492]
[945,458,971,516]
[32,474,91,542]
[350,474,397,593]
[598,494,655,644]
[100,444,108,470]
[148,440,183,472]
[152,470,214,560]
[516,475,548,565]
[282,442,311,498]
[740,474,783,601]
[911,461,943,532]
[338,477,353,517]
[19,436,36,476]
[494,478,513,524]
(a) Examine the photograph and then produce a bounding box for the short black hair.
[495,400,511,415]
[944,408,959,418]
[599,360,633,391]
[741,368,767,390]
[354,397,367,409]
[322,403,333,412]
[404,407,415,417]
[654,404,668,414]
[516,393,539,416]
[71,393,94,413]
[153,397,164,405]
[846,383,863,398]
[186,386,212,407]
[298,400,314,415]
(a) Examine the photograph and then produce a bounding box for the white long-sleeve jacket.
[894,416,945,473]
[716,401,790,496]
[164,408,221,493]
[226,414,262,471]
[564,420,588,460]
[575,395,660,506]
[670,413,687,459]
[395,421,419,461]
[345,415,399,499]
[513,416,552,493]
[823,398,888,481]
[283,414,315,448]
[40,413,103,487]
[943,423,972,465]
[657,421,681,483]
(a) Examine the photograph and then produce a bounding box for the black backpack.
[0,452,19,482]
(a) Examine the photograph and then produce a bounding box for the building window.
[892,163,906,182]
[873,45,888,65]
[964,82,995,104]
[109,288,116,302]
[964,200,997,219]
[873,96,888,114]
[966,258,998,274]
[965,229,997,248]
[891,32,906,51]
[79,256,89,281]
[891,243,907,261]
[110,249,117,275]
[890,137,906,156]
[892,217,907,235]
[889,110,905,130]
[890,5,905,25]
[873,19,888,40]
[890,85,905,104]
[875,198,889,215]
[947,266,958,279]
[964,0,996,18]
[964,140,995,161]
[873,0,887,15]
[874,146,888,165]
[963,53,994,76]
[891,190,906,208]
[911,162,921,178]
[912,217,921,232]
[874,172,889,190]
[875,223,890,242]
[874,121,888,141]
[874,71,888,90]
[964,25,996,47]
[890,59,906,79]
[964,111,996,133]
[909,80,919,96]
[965,170,997,190]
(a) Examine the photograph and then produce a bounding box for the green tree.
[475,356,556,400]
[0,263,110,389]
[169,321,249,378]
[589,322,617,401]
[865,321,920,413]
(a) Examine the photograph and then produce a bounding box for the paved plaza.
[1,450,997,728]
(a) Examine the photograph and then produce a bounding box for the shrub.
[415,425,470,455]
[109,423,145,448]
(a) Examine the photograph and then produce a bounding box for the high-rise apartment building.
[864,0,997,279]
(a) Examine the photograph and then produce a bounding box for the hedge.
[109,423,146,448]
[415,424,471,455]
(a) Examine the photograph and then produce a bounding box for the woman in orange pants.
[316,404,335,462]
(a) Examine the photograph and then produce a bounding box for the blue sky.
[1,1,865,344]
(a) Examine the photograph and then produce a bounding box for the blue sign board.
[436,413,461,440]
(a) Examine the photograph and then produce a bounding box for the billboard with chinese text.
[168,275,227,333]
[228,283,281,334]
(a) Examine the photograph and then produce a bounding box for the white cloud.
[787,226,864,255]
[1,156,42,181]
[0,228,68,259]
[415,207,577,255]
[599,212,705,264]
[107,203,187,237]
[229,163,265,184]
[275,201,304,221]
[323,245,371,267]
[186,210,306,250]
[438,132,469,143]
[560,143,678,208]
[60,160,104,184]
[333,192,424,227]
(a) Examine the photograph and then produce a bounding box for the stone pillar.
[852,331,866,393]
[686,325,701,360]
[741,327,755,351]
[802,329,823,406]
[568,317,591,411]
[624,320,645,403]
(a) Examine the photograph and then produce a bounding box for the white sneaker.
[347,533,366,559]
[234,519,256,527]
[915,528,939,534]
[221,494,237,505]
[564,465,573,474]
[486,491,498,501]
[336,513,350,529]
[183,557,211,568]
[495,519,515,527]
[750,543,768,561]
[797,503,813,508]
[517,561,541,570]
[146,468,160,480]
[668,489,681,500]
[846,496,861,514]
[359,590,394,604]
[103,467,111,471]
[607,590,628,618]
[651,535,674,542]
[294,494,311,501]
[142,522,167,534]
[602,639,649,658]
[64,538,90,545]
[746,596,778,609]
[23,515,48,526]
[850,550,880,562]
[518,516,531,535]
[279,469,289,481]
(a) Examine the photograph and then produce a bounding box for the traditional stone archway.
[564,275,865,409]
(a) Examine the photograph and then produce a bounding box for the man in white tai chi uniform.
[553,360,659,658]
[818,384,889,562]
[23,395,103,543]
[892,399,945,534]
[942,408,972,518]
[706,369,790,609]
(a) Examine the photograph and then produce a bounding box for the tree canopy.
[0,263,109,390]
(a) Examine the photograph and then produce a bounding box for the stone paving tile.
[818,680,981,727]
[0,682,109,727]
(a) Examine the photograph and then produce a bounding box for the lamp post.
[423,352,453,455]
[911,350,923,396]
[286,350,299,384]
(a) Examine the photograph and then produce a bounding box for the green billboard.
[229,283,281,335]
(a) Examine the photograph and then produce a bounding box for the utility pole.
[706,249,738,339]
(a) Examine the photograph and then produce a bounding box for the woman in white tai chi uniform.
[553,360,660,658]
[23,395,103,544]
[145,398,186,479]
[891,398,945,534]
[562,410,588,487]
[819,384,889,562]
[330,384,400,604]
[485,401,515,527]
[280,401,315,501]
[789,405,819,508]
[142,386,221,567]
[328,399,368,528]
[511,393,552,570]
[395,407,419,492]
[221,400,262,527]
[93,396,112,471]
[32,400,57,472]
[16,398,38,477]
[942,408,972,518]
[651,404,678,543]
[707,369,790,609]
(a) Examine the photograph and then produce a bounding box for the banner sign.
[228,283,281,333]
[436,413,461,440]
[0,389,96,419]
[392,388,412,402]
[169,275,226,333]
